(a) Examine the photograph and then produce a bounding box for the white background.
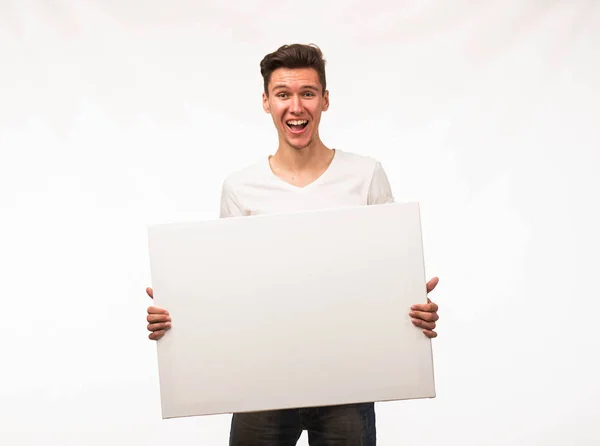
[1,1,599,445]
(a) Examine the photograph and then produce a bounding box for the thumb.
[426,277,439,293]
[146,287,154,299]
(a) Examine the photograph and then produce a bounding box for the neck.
[272,137,332,172]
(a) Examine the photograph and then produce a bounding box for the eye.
[303,92,315,97]
[277,92,288,98]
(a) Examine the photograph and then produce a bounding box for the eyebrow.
[272,84,320,91]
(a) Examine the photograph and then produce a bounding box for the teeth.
[287,120,308,125]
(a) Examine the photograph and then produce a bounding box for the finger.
[147,313,171,323]
[146,287,153,299]
[409,310,439,322]
[422,329,437,339]
[147,321,171,332]
[147,306,169,315]
[410,302,438,312]
[149,330,166,340]
[426,277,439,293]
[411,318,436,331]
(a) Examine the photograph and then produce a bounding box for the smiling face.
[262,67,329,151]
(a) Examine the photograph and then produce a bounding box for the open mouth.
[286,119,309,133]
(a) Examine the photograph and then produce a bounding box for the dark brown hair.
[259,43,327,95]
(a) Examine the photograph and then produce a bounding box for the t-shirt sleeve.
[219,179,245,218]
[367,161,395,205]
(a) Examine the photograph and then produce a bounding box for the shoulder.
[334,149,378,169]
[337,150,394,203]
[223,157,268,184]
[333,149,394,204]
[334,149,386,181]
[220,157,270,218]
[221,157,270,191]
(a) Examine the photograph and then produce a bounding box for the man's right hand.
[146,287,171,340]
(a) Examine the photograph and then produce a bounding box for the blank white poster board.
[147,202,435,419]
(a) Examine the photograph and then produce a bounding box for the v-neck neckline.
[267,149,338,191]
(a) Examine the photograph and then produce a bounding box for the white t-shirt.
[219,149,395,218]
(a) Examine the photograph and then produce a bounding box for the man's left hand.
[409,277,440,338]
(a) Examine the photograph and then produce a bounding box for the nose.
[289,95,303,114]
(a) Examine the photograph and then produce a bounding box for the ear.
[322,90,330,111]
[262,92,271,114]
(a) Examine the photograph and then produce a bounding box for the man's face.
[262,67,329,150]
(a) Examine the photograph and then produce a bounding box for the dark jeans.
[229,402,376,446]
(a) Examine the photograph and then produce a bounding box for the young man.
[145,43,440,446]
